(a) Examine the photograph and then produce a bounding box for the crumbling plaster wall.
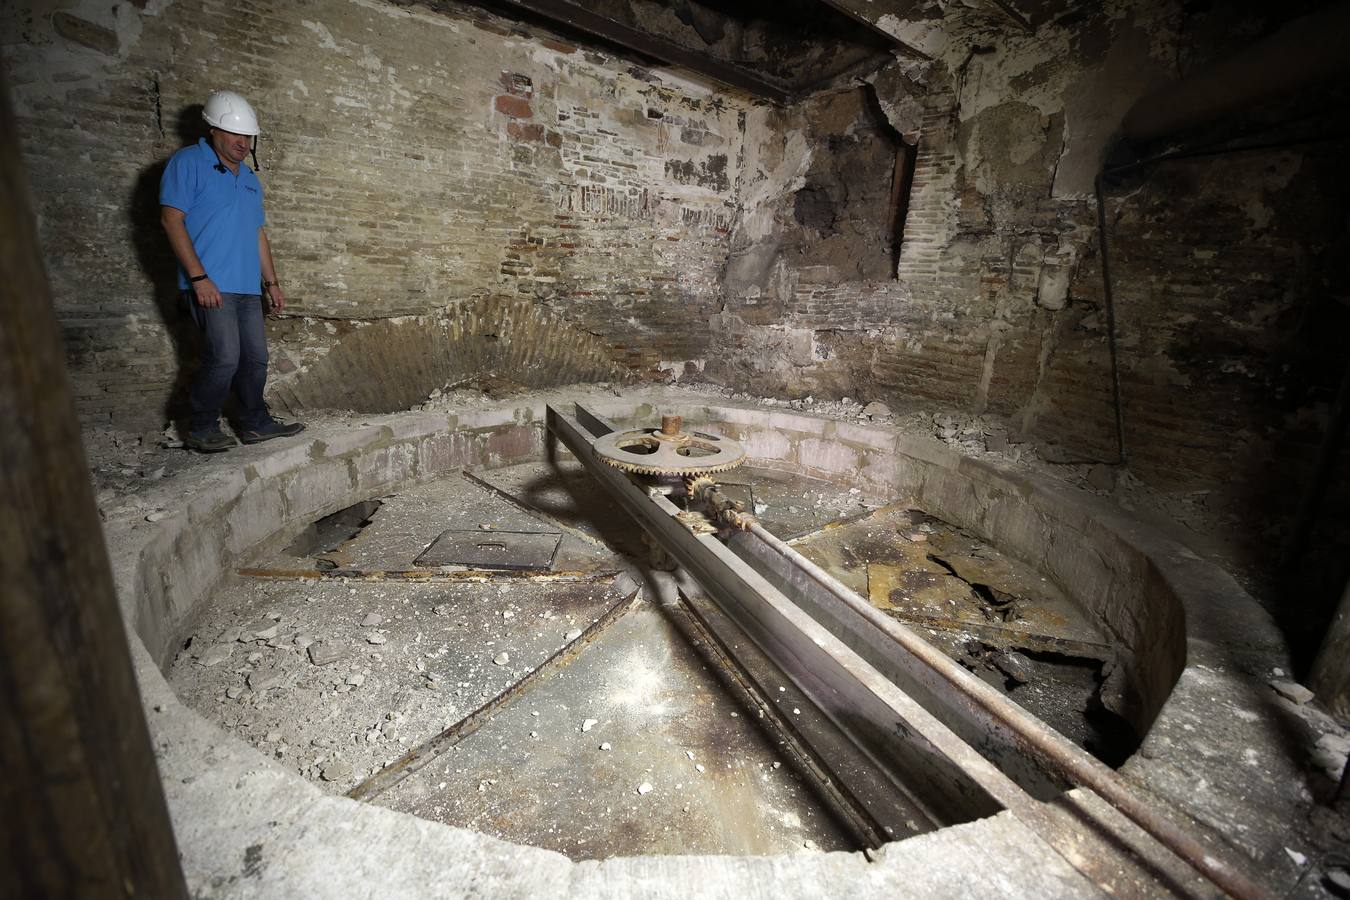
[712,1,1174,409]
[7,0,753,431]
[710,0,1348,506]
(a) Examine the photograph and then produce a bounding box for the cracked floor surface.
[167,454,1124,857]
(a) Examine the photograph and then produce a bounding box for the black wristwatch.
[189,273,209,283]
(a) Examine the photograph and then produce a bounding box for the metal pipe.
[1092,129,1349,470]
[745,519,1269,900]
[1094,173,1128,464]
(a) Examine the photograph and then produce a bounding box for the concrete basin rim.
[101,390,1273,888]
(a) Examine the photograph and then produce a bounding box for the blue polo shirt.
[160,137,266,294]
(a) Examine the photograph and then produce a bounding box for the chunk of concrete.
[308,641,344,666]
[1270,680,1315,705]
[197,643,234,668]
[248,666,285,693]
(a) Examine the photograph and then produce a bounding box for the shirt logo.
[244,185,259,194]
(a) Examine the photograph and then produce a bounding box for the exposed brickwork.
[1040,146,1350,488]
[14,0,1348,545]
[10,0,750,429]
[266,295,627,415]
[710,0,1347,509]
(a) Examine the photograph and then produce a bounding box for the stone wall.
[708,0,1349,504]
[8,0,752,430]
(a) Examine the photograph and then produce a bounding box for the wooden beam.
[0,72,188,898]
[490,0,793,103]
[813,0,933,61]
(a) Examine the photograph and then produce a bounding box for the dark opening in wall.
[794,184,839,233]
[785,87,912,283]
[889,141,918,278]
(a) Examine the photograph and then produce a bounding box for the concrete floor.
[167,452,1126,859]
[98,388,1350,896]
[374,600,854,857]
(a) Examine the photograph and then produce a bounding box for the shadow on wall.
[126,104,216,430]
[1060,133,1350,691]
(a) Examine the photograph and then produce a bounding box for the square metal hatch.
[414,530,562,571]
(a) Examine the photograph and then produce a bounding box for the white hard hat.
[202,90,259,136]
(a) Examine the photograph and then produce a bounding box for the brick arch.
[270,296,628,415]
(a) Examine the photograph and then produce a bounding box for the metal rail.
[746,520,1266,900]
[549,403,1271,900]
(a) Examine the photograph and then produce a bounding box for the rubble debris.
[1270,680,1315,705]
[637,782,653,795]
[493,652,510,665]
[863,401,891,419]
[321,760,353,782]
[197,643,234,667]
[248,666,284,692]
[252,621,282,641]
[1087,465,1117,492]
[991,649,1033,685]
[1325,867,1350,894]
[308,641,343,666]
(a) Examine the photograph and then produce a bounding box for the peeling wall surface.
[705,0,1349,563]
[7,0,753,429]
[9,0,1350,891]
[10,0,1348,582]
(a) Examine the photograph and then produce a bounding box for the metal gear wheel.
[593,414,746,477]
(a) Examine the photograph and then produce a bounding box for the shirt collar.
[197,136,252,177]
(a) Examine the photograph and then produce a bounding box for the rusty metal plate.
[709,480,754,511]
[414,530,561,571]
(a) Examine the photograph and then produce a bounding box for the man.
[160,89,304,452]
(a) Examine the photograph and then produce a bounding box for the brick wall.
[9,0,751,429]
[709,0,1348,501]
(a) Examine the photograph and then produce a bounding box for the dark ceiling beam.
[986,0,1033,33]
[812,0,933,61]
[488,0,793,104]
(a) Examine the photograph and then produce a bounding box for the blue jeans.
[185,292,270,433]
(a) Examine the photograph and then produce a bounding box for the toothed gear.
[593,425,746,476]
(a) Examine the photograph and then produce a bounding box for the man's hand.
[193,277,223,309]
[266,283,287,313]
